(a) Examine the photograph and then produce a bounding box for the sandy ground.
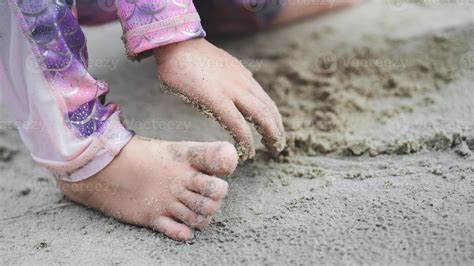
[1,1,473,264]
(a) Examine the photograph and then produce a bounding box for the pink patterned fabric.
[0,0,218,182]
[0,0,206,182]
[76,1,284,37]
[116,0,206,60]
[0,0,136,182]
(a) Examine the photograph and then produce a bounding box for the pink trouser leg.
[0,2,133,182]
[0,0,207,182]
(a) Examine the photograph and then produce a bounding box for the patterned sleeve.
[1,1,133,182]
[116,0,206,60]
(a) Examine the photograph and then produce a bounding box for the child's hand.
[154,39,285,159]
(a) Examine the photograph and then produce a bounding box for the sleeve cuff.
[118,3,206,61]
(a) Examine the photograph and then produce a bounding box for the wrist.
[153,38,205,65]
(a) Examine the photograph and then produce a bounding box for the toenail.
[197,198,208,213]
[203,180,216,196]
[216,142,238,175]
[196,215,207,224]
[179,231,193,240]
[150,217,162,229]
[178,231,187,240]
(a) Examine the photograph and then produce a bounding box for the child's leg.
[1,1,237,241]
[1,2,132,181]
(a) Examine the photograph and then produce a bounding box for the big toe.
[187,142,238,176]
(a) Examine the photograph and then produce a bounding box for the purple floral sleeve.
[3,0,133,181]
[116,0,206,60]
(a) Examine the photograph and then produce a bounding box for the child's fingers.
[211,101,256,160]
[234,96,284,155]
[150,216,193,241]
[241,82,281,132]
[248,78,285,133]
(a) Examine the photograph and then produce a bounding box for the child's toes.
[168,202,210,230]
[178,189,221,216]
[187,142,238,176]
[185,173,228,200]
[150,216,193,241]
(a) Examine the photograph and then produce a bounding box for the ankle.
[57,176,104,204]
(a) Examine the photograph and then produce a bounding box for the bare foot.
[58,136,238,241]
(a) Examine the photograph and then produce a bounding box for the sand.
[1,1,473,264]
